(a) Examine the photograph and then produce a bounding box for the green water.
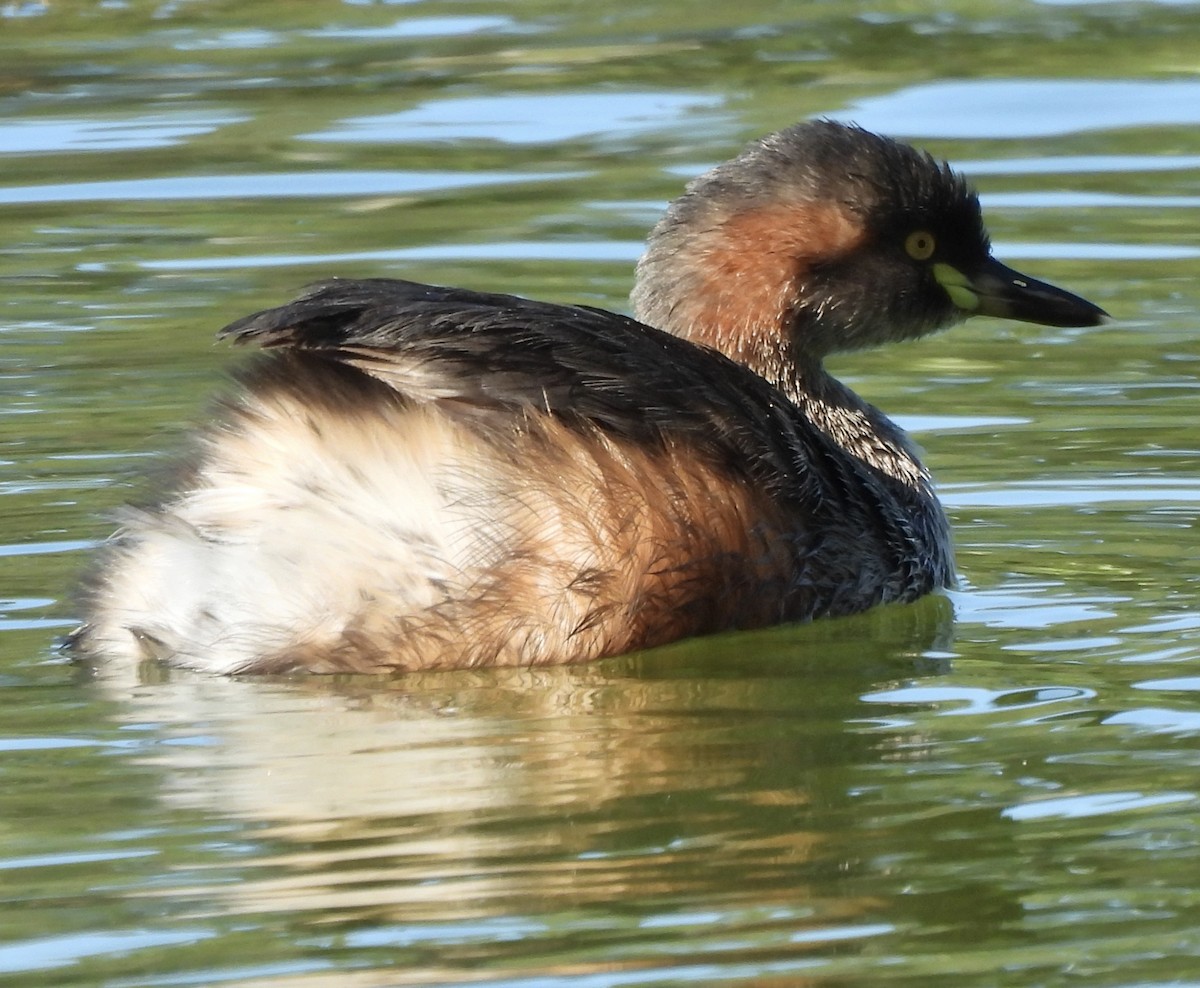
[4,1,1200,985]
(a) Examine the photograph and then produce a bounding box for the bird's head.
[632,120,1108,386]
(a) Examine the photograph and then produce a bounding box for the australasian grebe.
[72,120,1108,675]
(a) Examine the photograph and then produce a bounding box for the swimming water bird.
[73,120,1108,675]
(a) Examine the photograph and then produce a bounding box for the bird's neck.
[631,206,932,491]
[631,196,865,390]
[790,362,930,492]
[640,291,930,493]
[684,304,803,397]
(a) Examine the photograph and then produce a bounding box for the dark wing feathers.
[219,278,827,503]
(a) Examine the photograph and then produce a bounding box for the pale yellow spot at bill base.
[933,262,980,312]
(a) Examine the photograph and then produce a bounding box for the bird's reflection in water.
[92,594,954,938]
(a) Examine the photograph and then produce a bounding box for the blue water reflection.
[843,79,1200,137]
[1,113,248,154]
[303,93,727,145]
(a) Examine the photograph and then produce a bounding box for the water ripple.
[1002,790,1195,821]
[1104,708,1200,735]
[307,15,516,40]
[941,477,1200,510]
[1133,677,1200,692]
[861,684,1095,715]
[962,153,1200,176]
[302,93,725,145]
[842,79,1200,138]
[105,239,642,273]
[0,112,248,154]
[0,170,578,205]
[0,929,212,975]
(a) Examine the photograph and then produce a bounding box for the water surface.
[3,1,1200,985]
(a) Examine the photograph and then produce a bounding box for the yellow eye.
[905,230,936,261]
